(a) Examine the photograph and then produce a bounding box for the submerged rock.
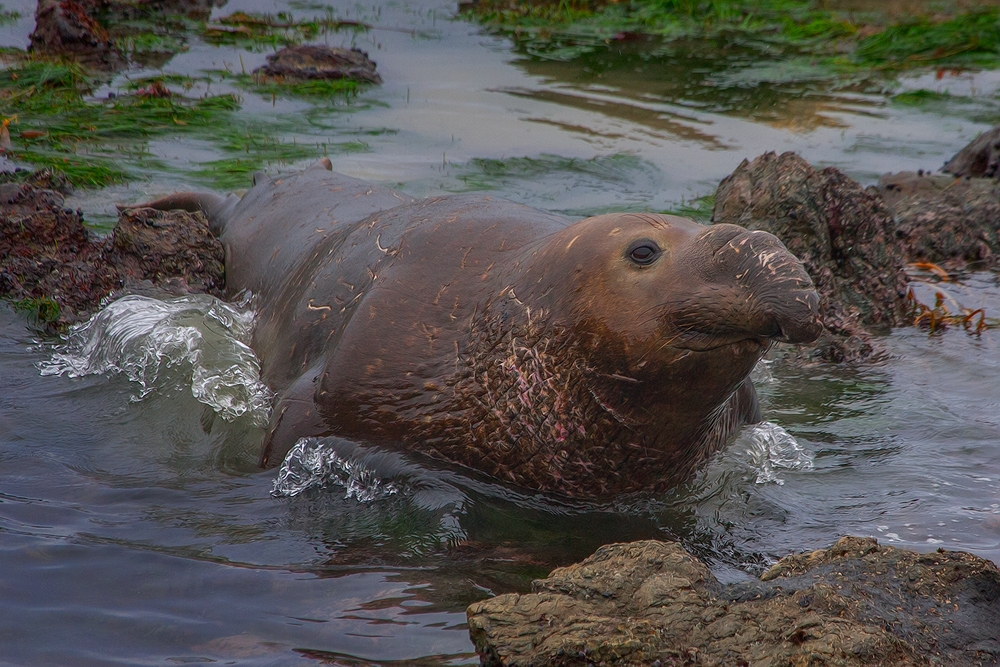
[468,537,1000,667]
[0,174,224,326]
[712,152,909,362]
[254,45,382,84]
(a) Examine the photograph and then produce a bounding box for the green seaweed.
[114,32,188,60]
[0,58,246,186]
[11,296,61,325]
[890,89,953,106]
[855,10,1000,68]
[7,152,128,187]
[663,193,715,223]
[203,10,368,49]
[121,74,205,92]
[464,0,1000,73]
[96,11,201,66]
[452,153,649,191]
[191,128,368,189]
[0,6,19,26]
[225,73,361,101]
[0,60,92,113]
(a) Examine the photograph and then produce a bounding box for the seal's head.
[463,212,823,495]
[523,213,820,348]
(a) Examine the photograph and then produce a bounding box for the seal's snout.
[683,225,823,347]
[730,229,822,345]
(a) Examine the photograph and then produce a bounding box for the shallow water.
[3,0,1000,664]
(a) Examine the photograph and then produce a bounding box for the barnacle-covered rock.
[254,45,382,84]
[0,174,224,327]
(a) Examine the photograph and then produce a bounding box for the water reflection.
[511,36,862,133]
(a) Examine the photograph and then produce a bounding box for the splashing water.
[744,421,814,485]
[272,438,401,501]
[39,294,273,426]
[750,358,775,384]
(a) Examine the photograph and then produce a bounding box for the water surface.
[2,0,1000,664]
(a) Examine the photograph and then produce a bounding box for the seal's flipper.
[259,361,328,468]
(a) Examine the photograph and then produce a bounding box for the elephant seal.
[142,160,822,498]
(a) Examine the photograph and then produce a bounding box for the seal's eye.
[627,240,661,266]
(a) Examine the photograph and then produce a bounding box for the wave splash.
[272,438,401,501]
[744,421,814,485]
[39,293,272,427]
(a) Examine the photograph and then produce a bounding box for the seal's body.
[145,161,822,498]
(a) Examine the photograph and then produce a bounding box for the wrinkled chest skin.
[207,164,822,500]
[419,300,764,497]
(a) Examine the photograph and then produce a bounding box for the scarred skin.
[142,160,822,498]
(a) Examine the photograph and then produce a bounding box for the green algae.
[0,0,388,192]
[855,10,1000,68]
[0,6,19,26]
[663,193,715,223]
[224,72,361,102]
[452,153,650,191]
[431,153,665,218]
[11,297,61,325]
[187,120,369,190]
[203,10,369,50]
[95,9,202,67]
[8,153,128,187]
[0,59,245,187]
[463,1,1000,74]
[0,53,378,189]
[890,89,953,106]
[114,32,188,62]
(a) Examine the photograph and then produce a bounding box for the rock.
[468,537,1000,667]
[942,126,1000,179]
[0,176,224,327]
[29,0,124,69]
[28,0,221,69]
[254,45,382,84]
[877,171,1000,269]
[105,207,225,297]
[712,152,909,362]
